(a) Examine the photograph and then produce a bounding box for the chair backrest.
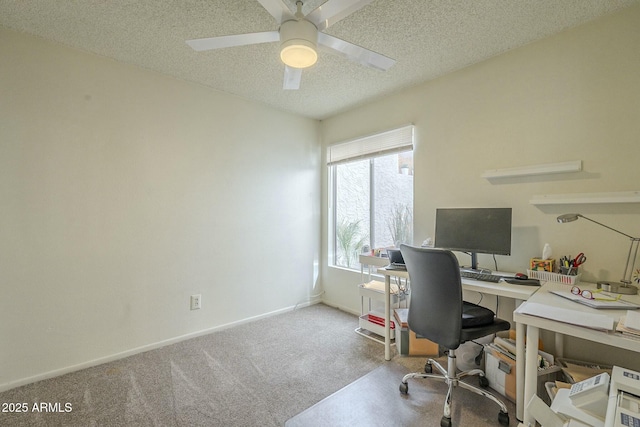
[400,244,463,350]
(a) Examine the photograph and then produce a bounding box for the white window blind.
[326,124,414,166]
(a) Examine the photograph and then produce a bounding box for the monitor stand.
[460,252,493,275]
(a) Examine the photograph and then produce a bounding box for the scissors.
[572,252,587,267]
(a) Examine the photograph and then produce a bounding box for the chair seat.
[460,318,511,343]
[460,301,510,342]
[462,301,495,327]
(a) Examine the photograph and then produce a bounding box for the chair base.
[399,350,509,427]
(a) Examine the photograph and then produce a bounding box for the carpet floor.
[0,303,516,426]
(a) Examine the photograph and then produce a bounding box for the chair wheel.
[440,416,452,427]
[479,375,489,388]
[498,410,509,426]
[424,362,432,373]
[399,382,408,394]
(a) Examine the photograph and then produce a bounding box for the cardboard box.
[484,346,561,404]
[530,258,555,272]
[409,330,439,356]
[556,358,613,384]
[485,347,517,402]
[394,309,439,356]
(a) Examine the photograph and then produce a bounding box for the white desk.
[379,267,539,421]
[514,281,640,426]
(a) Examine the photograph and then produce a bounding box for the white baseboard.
[320,298,360,316]
[0,302,319,393]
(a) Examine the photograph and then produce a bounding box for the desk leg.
[384,275,392,360]
[516,320,525,421]
[384,275,391,361]
[523,324,540,427]
[555,334,564,358]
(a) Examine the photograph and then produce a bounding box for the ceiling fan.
[186,0,396,90]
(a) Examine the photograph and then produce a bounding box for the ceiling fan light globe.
[279,19,318,69]
[281,41,317,68]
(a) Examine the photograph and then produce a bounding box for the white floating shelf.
[530,191,640,205]
[482,160,582,179]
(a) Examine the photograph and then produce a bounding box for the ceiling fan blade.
[317,33,396,71]
[283,66,302,90]
[186,31,279,51]
[257,0,296,24]
[306,0,375,31]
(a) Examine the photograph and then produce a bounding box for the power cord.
[293,290,325,310]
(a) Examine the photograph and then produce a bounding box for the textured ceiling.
[1,0,638,120]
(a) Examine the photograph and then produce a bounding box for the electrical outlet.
[190,294,201,310]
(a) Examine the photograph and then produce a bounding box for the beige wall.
[0,28,320,390]
[2,4,639,391]
[321,5,640,368]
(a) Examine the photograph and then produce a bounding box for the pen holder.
[558,266,578,276]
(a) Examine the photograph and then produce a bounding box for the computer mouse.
[514,273,528,280]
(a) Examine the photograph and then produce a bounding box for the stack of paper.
[361,280,399,294]
[487,338,516,360]
[494,336,517,355]
[550,290,640,309]
[615,310,640,338]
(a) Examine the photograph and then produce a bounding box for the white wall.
[320,6,640,368]
[0,28,320,390]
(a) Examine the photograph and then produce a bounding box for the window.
[328,125,414,269]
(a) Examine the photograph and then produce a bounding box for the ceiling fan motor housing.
[280,19,318,68]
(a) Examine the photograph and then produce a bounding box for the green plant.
[336,219,368,267]
[387,204,413,247]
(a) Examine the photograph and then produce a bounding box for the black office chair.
[398,245,510,427]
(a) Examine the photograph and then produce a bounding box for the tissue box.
[530,258,555,272]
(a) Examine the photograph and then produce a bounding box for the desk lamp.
[557,213,639,295]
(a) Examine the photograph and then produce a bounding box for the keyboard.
[460,270,502,283]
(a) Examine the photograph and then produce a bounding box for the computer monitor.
[434,207,512,272]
